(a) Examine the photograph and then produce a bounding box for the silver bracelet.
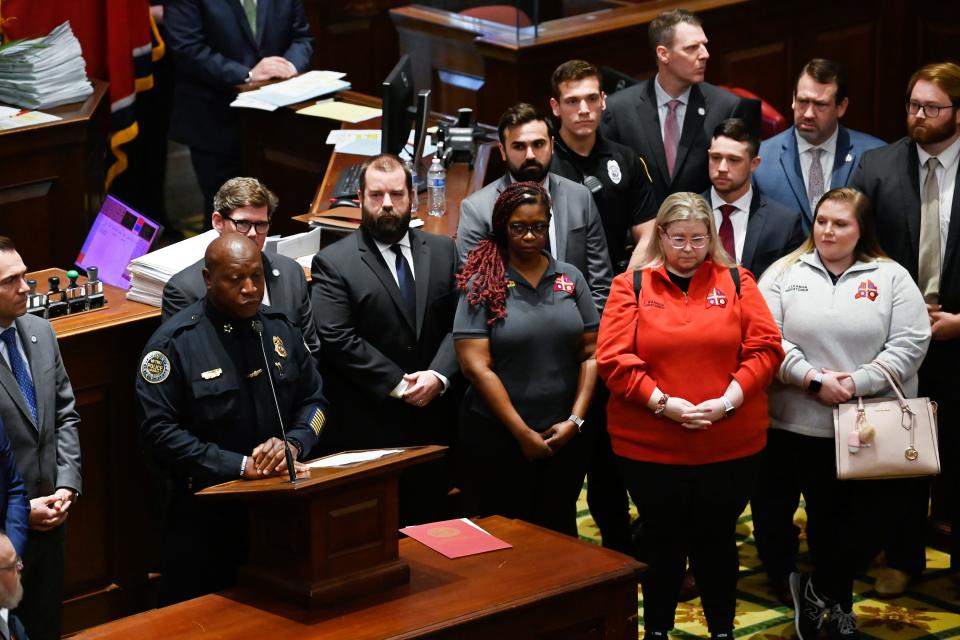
[240,455,248,478]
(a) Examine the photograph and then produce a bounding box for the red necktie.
[663,99,681,178]
[719,204,737,261]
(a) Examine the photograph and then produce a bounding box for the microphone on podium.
[251,319,297,483]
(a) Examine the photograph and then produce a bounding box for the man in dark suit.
[850,61,960,596]
[755,58,884,232]
[311,154,460,526]
[164,0,314,222]
[0,531,28,640]
[0,423,28,558]
[600,8,760,207]
[458,103,613,313]
[0,237,82,640]
[162,177,319,353]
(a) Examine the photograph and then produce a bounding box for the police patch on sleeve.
[140,350,171,384]
[607,159,622,184]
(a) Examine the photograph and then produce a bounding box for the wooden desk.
[0,81,108,270]
[74,516,642,639]
[294,105,500,243]
[30,269,162,633]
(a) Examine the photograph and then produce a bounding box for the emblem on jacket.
[554,274,575,294]
[273,336,288,358]
[607,159,622,184]
[706,288,728,308]
[854,280,878,302]
[140,350,170,384]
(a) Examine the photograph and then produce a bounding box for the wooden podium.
[195,445,446,608]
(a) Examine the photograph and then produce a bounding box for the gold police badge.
[273,335,288,358]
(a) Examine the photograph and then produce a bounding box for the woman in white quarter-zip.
[756,187,931,640]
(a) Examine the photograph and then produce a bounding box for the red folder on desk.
[400,518,512,559]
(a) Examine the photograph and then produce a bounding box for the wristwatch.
[568,414,585,433]
[807,372,824,393]
[721,396,736,418]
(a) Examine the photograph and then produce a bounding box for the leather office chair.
[459,5,533,27]
[719,86,789,140]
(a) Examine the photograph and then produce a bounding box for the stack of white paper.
[126,231,219,306]
[0,22,94,109]
[231,70,350,109]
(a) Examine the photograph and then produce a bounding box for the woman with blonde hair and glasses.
[597,192,783,640]
[756,187,930,639]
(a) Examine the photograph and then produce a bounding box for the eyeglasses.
[906,101,956,118]
[663,235,709,249]
[223,215,271,235]
[0,558,22,573]
[508,222,549,238]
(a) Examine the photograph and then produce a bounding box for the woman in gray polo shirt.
[454,181,599,536]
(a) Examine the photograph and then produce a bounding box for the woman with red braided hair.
[453,181,599,536]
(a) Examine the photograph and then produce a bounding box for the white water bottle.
[427,157,446,218]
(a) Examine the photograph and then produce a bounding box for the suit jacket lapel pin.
[846,153,854,163]
[697,106,706,116]
[706,287,727,308]
[554,274,575,294]
[272,268,280,277]
[273,335,288,358]
[30,336,37,343]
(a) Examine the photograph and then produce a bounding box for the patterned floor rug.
[575,491,960,638]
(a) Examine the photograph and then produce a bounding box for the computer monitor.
[600,66,638,96]
[75,195,162,290]
[381,54,416,156]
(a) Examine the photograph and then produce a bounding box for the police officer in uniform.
[549,60,658,273]
[547,60,656,556]
[136,234,328,605]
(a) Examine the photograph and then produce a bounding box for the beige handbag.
[833,361,940,480]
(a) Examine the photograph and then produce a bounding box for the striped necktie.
[1,327,37,424]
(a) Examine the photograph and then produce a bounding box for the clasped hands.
[813,368,856,405]
[517,420,578,461]
[659,397,729,430]
[249,56,298,82]
[242,437,308,479]
[29,488,76,531]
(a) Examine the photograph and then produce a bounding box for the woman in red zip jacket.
[596,192,783,640]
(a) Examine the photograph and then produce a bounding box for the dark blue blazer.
[702,184,805,280]
[0,419,29,557]
[755,124,884,231]
[165,0,314,153]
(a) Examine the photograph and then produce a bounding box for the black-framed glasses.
[0,558,22,572]
[508,222,549,238]
[906,101,955,118]
[664,234,709,249]
[223,215,271,234]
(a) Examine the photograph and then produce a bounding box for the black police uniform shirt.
[136,299,328,489]
[550,133,658,270]
[453,253,600,431]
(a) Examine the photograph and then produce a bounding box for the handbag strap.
[871,361,908,403]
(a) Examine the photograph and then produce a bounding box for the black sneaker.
[827,604,859,639]
[790,572,827,640]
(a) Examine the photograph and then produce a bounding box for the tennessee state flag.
[0,0,163,189]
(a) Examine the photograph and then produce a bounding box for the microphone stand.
[252,320,298,483]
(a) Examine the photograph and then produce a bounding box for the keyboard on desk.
[331,162,363,201]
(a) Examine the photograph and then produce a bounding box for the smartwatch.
[568,414,585,433]
[807,372,823,393]
[721,396,736,418]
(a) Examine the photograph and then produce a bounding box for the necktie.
[391,245,416,321]
[918,157,942,303]
[807,147,825,212]
[663,99,681,178]
[718,204,737,262]
[1,328,37,424]
[243,0,257,37]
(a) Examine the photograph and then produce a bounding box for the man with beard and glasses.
[458,103,613,314]
[310,154,460,526]
[851,61,960,595]
[0,531,27,640]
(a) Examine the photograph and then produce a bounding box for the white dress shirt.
[710,186,753,263]
[796,126,839,195]
[917,135,960,264]
[654,75,692,143]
